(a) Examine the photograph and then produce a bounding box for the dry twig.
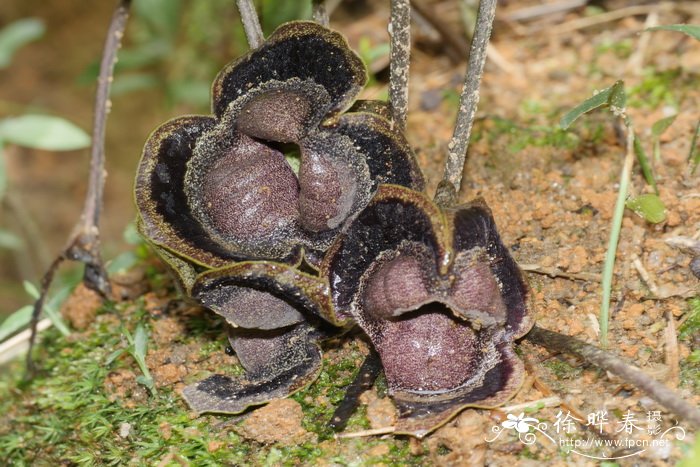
[388,0,411,130]
[312,0,329,27]
[26,0,132,376]
[236,0,264,48]
[335,426,396,439]
[439,0,497,198]
[504,0,587,22]
[520,263,601,282]
[664,311,680,388]
[541,3,673,36]
[412,0,468,63]
[525,325,700,428]
[496,396,562,414]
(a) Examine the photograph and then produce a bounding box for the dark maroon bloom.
[135,21,422,269]
[320,185,533,436]
[134,22,422,415]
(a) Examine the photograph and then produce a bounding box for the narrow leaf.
[626,194,666,224]
[559,81,620,129]
[107,251,139,274]
[23,280,40,299]
[23,280,72,336]
[0,141,6,201]
[633,135,657,193]
[647,24,700,41]
[0,229,23,250]
[105,348,127,365]
[690,120,700,173]
[133,324,148,361]
[0,18,45,69]
[0,115,90,151]
[651,115,676,137]
[135,374,155,391]
[43,305,70,336]
[608,81,626,111]
[0,305,32,343]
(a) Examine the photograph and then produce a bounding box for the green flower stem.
[600,125,635,348]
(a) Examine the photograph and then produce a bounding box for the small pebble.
[119,422,131,438]
[690,256,700,279]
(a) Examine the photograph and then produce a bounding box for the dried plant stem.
[388,0,411,130]
[440,0,497,198]
[329,349,382,432]
[312,0,329,27]
[519,263,601,282]
[497,396,562,414]
[236,0,264,49]
[335,426,396,439]
[412,0,468,63]
[599,127,635,348]
[525,325,700,428]
[25,0,132,376]
[505,0,587,22]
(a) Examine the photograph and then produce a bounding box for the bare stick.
[312,0,329,27]
[412,0,468,63]
[439,0,497,199]
[525,325,700,428]
[388,0,411,130]
[335,426,396,439]
[236,0,264,49]
[497,396,562,414]
[519,263,601,282]
[329,349,382,432]
[25,0,132,376]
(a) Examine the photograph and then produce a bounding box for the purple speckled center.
[200,139,299,241]
[377,305,479,392]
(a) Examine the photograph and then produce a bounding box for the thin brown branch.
[541,3,673,36]
[504,0,587,22]
[25,254,65,375]
[312,0,329,27]
[412,0,468,63]
[25,0,132,377]
[525,325,700,428]
[519,263,601,282]
[388,0,411,131]
[439,0,497,198]
[236,0,264,49]
[329,349,382,432]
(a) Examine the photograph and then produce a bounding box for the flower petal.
[135,116,245,267]
[448,201,533,338]
[182,323,323,415]
[192,260,345,327]
[212,21,366,118]
[321,185,531,437]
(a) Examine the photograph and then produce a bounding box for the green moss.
[628,68,683,109]
[680,297,700,340]
[485,117,584,153]
[543,358,583,380]
[0,296,428,464]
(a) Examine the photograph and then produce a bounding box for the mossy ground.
[0,262,427,465]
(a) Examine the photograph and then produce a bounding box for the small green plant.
[106,323,157,395]
[561,81,664,346]
[0,18,45,69]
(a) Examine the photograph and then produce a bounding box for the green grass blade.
[690,120,700,174]
[633,135,657,193]
[647,24,700,41]
[559,82,619,130]
[0,305,33,343]
[600,132,635,348]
